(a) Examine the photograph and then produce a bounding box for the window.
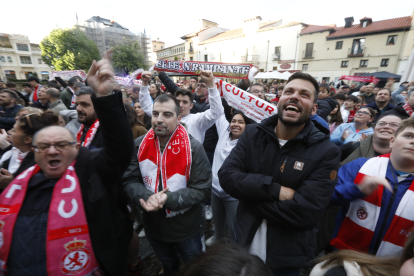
[154,45,156,49]
[20,56,32,64]
[7,56,12,63]
[362,21,368,27]
[322,77,330,83]
[351,39,365,55]
[16,43,29,51]
[335,41,343,50]
[381,59,389,67]
[0,56,5,62]
[360,60,368,67]
[204,55,208,62]
[302,64,308,71]
[41,71,49,80]
[190,42,193,52]
[273,66,278,70]
[275,46,281,58]
[341,61,349,68]
[305,43,314,58]
[161,46,163,49]
[38,59,42,64]
[5,70,16,80]
[190,57,193,61]
[386,35,397,46]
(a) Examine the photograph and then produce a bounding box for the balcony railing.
[188,48,194,53]
[302,50,314,59]
[348,47,365,57]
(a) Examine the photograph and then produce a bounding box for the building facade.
[297,14,414,83]
[76,16,150,66]
[156,43,186,61]
[149,38,165,66]
[0,33,52,81]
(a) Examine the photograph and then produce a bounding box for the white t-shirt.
[250,138,288,262]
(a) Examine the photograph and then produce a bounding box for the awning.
[339,75,380,84]
[357,71,401,81]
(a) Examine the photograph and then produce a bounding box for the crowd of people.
[0,52,414,276]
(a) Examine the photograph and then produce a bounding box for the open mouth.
[48,160,61,168]
[284,103,300,114]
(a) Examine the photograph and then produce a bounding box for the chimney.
[157,37,159,41]
[344,17,354,28]
[243,16,262,34]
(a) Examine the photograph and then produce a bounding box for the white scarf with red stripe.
[0,162,101,275]
[138,124,191,218]
[77,120,99,148]
[331,154,414,257]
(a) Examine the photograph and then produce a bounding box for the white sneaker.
[205,205,213,220]
[205,236,215,247]
[138,229,146,238]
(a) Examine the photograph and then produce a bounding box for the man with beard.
[187,76,198,92]
[75,86,103,149]
[218,72,340,276]
[364,88,394,122]
[0,89,23,131]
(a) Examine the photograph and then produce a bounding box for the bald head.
[46,88,60,100]
[33,126,74,145]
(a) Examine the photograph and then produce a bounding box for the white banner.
[49,70,87,81]
[114,76,142,86]
[215,79,276,123]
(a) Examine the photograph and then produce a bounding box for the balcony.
[348,47,365,57]
[302,50,314,59]
[188,48,194,54]
[272,54,281,61]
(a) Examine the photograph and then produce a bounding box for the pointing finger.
[103,49,113,61]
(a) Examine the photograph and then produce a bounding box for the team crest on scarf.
[77,119,99,148]
[138,124,191,218]
[60,239,90,275]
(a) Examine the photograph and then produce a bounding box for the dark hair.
[328,102,344,126]
[378,88,391,96]
[75,86,95,98]
[228,110,254,138]
[68,76,79,87]
[375,113,403,125]
[0,89,18,100]
[249,83,266,91]
[124,103,145,128]
[278,86,284,91]
[359,106,376,118]
[333,93,346,101]
[286,72,319,103]
[27,76,40,83]
[190,76,198,82]
[132,86,140,94]
[198,79,207,85]
[175,89,194,102]
[6,81,16,89]
[154,94,180,116]
[73,82,85,89]
[22,82,31,88]
[19,110,59,137]
[345,95,358,103]
[150,83,162,98]
[319,83,330,92]
[181,243,272,276]
[47,80,61,90]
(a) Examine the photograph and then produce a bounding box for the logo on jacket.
[60,238,90,275]
[357,208,368,220]
[293,161,304,171]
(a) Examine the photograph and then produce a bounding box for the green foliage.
[111,40,147,72]
[174,56,178,61]
[40,27,101,71]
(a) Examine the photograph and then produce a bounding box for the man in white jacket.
[139,71,224,144]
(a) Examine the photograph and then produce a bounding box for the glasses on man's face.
[33,141,77,153]
[376,121,400,128]
[356,110,370,116]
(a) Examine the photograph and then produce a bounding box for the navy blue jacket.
[363,101,394,122]
[0,104,23,131]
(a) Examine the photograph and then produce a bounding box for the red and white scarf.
[331,154,414,257]
[77,120,99,148]
[403,102,414,117]
[138,125,191,218]
[33,85,40,102]
[347,110,356,123]
[0,162,101,275]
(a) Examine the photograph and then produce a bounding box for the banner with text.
[339,75,380,84]
[114,76,142,86]
[49,70,87,81]
[215,79,276,123]
[153,60,258,81]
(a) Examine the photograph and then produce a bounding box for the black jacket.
[218,115,340,271]
[158,72,178,94]
[0,104,22,131]
[363,101,395,122]
[30,101,50,111]
[382,105,409,119]
[317,97,337,121]
[9,93,134,275]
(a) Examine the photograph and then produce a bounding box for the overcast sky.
[1,0,413,47]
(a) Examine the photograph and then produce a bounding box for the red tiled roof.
[199,28,244,45]
[327,16,412,38]
[300,24,336,35]
[259,19,282,30]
